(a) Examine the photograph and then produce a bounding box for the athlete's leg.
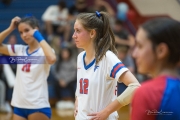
[12,114,27,120]
[28,112,49,120]
[13,107,27,120]
[27,108,51,120]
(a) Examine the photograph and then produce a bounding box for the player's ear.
[90,29,96,39]
[156,43,169,60]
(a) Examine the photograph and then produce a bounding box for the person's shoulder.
[137,76,167,94]
[142,76,166,86]
[47,5,58,9]
[133,80,153,100]
[14,44,27,49]
[45,5,59,11]
[105,50,116,57]
[12,44,28,53]
[77,51,85,58]
[105,50,118,61]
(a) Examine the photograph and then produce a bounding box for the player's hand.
[29,29,37,36]
[88,110,109,120]
[74,98,78,117]
[9,16,21,30]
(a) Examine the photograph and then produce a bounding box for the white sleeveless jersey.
[7,44,50,109]
[75,51,128,120]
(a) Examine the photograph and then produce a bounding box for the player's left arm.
[31,29,56,64]
[116,70,140,106]
[102,71,140,113]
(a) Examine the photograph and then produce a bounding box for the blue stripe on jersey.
[157,77,180,120]
[83,53,95,70]
[26,47,40,56]
[110,62,126,78]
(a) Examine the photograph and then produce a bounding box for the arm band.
[116,82,141,106]
[33,30,44,43]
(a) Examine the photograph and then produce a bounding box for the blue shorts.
[14,107,51,119]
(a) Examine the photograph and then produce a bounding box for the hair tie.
[96,11,101,18]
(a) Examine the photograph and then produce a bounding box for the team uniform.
[131,75,180,120]
[75,50,128,120]
[7,44,51,118]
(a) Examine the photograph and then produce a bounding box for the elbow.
[47,55,56,64]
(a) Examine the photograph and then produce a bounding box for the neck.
[28,40,40,51]
[84,46,95,65]
[151,66,178,78]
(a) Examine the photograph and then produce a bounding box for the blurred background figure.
[90,0,115,17]
[116,44,136,95]
[1,0,12,5]
[0,64,12,113]
[51,47,77,110]
[49,36,62,57]
[69,0,88,16]
[113,19,135,48]
[7,34,17,74]
[7,34,17,45]
[63,0,89,43]
[42,0,68,41]
[117,45,135,74]
[117,2,129,22]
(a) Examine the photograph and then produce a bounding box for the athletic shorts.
[13,107,51,119]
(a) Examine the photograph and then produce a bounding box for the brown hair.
[141,17,180,65]
[76,11,117,64]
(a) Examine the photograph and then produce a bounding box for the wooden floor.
[0,105,130,120]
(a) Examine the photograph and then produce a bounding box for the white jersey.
[7,44,50,109]
[76,51,128,120]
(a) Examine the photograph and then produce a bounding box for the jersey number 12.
[79,78,89,94]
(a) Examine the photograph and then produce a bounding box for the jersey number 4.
[79,78,89,94]
[22,63,31,72]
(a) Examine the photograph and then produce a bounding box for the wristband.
[33,30,44,43]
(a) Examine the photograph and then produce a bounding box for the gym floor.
[0,105,130,120]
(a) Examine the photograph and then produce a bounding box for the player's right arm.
[0,16,21,55]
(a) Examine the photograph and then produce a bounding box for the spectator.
[113,19,135,48]
[116,45,136,95]
[49,36,61,57]
[7,34,17,45]
[42,0,68,41]
[1,0,12,5]
[117,45,135,74]
[0,64,12,113]
[90,0,115,17]
[51,47,77,110]
[64,0,89,42]
[7,34,17,74]
[69,0,88,16]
